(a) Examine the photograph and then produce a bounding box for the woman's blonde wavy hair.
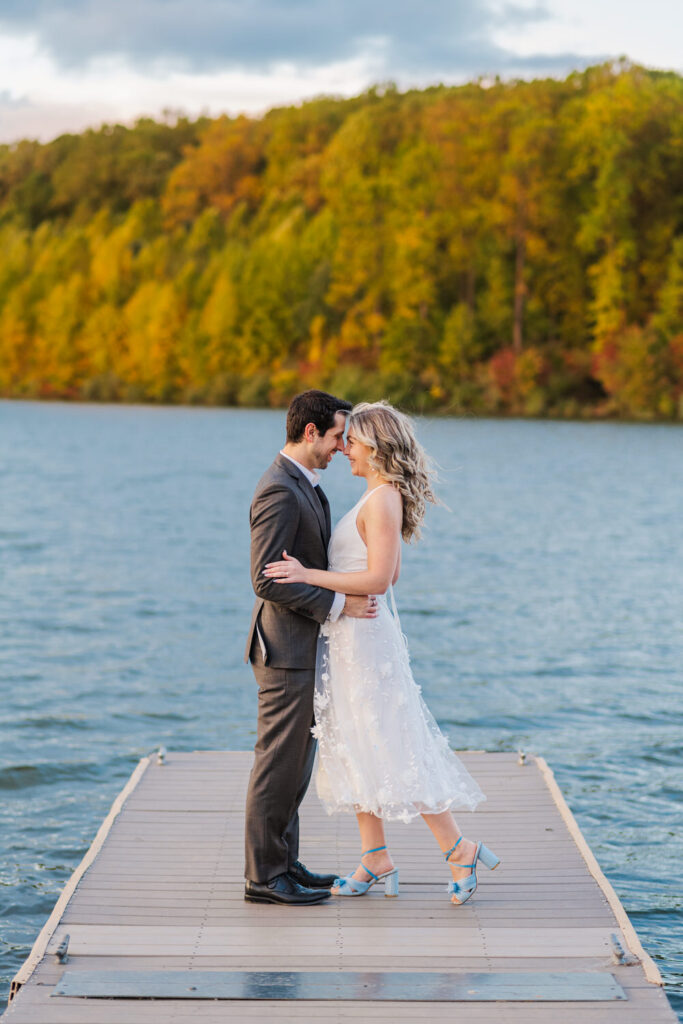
[348,401,437,542]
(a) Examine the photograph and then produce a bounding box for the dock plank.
[3,751,676,1023]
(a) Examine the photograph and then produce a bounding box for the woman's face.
[344,430,374,477]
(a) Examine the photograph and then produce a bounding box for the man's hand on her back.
[343,595,378,618]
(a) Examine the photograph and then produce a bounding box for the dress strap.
[355,483,391,512]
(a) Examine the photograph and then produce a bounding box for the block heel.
[478,843,500,871]
[383,869,399,897]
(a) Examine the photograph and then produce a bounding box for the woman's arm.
[392,547,402,586]
[264,487,402,595]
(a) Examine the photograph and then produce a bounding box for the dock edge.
[534,755,663,986]
[7,755,152,1003]
[6,752,665,1004]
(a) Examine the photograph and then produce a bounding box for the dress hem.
[317,792,486,824]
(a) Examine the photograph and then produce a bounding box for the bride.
[263,401,499,904]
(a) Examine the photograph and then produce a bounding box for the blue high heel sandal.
[332,845,400,897]
[445,836,500,904]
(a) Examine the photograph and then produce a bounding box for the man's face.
[311,412,347,469]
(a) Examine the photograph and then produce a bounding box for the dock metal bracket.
[54,934,69,964]
[611,932,641,967]
[52,970,628,1002]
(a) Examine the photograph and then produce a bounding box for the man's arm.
[250,484,336,624]
[328,592,346,622]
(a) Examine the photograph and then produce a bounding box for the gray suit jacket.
[244,454,337,669]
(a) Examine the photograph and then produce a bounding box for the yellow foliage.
[1,63,683,418]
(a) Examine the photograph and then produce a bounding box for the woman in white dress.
[263,401,499,904]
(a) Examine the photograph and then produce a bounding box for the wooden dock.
[3,751,676,1023]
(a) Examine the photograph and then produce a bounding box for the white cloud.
[0,32,388,142]
[494,0,683,71]
[1,1,678,145]
[0,0,552,71]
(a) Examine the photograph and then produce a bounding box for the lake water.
[1,400,681,1015]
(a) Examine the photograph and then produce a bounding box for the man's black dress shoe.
[244,873,331,905]
[288,860,338,889]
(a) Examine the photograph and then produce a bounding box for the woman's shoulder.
[362,483,402,515]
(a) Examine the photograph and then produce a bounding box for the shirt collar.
[280,450,320,487]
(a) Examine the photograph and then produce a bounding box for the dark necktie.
[315,485,331,539]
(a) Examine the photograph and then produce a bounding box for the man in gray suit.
[244,390,377,905]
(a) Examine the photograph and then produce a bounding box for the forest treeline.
[1,60,683,418]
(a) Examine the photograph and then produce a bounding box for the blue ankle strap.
[445,837,476,869]
[360,845,386,882]
[444,837,462,862]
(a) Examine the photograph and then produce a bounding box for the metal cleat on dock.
[611,932,641,967]
[54,934,69,964]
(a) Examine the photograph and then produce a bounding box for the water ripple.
[0,403,681,1016]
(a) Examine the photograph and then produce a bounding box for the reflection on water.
[1,401,681,1015]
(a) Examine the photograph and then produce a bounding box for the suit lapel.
[275,454,327,543]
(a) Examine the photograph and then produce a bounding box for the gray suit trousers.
[244,639,317,883]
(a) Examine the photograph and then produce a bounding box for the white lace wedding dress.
[312,486,485,823]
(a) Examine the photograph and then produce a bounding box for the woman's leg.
[332,811,394,890]
[421,809,478,896]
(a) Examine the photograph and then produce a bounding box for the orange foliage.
[162,116,265,226]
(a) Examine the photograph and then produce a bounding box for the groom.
[243,390,377,905]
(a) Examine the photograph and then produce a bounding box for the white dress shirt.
[279,451,345,622]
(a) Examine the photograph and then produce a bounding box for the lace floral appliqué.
[310,493,486,823]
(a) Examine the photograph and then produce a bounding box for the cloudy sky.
[0,0,680,144]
